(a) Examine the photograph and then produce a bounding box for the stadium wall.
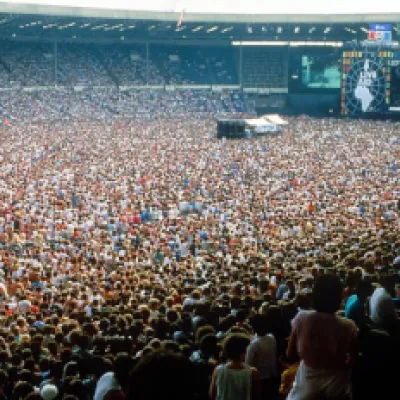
[286,94,341,116]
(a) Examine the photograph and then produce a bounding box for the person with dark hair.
[345,278,373,329]
[0,370,8,400]
[295,292,312,312]
[128,350,196,400]
[210,333,260,400]
[246,314,278,400]
[12,381,34,400]
[191,334,219,400]
[286,275,358,400]
[66,379,88,400]
[94,353,133,400]
[276,279,296,301]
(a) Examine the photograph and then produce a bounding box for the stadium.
[0,1,399,400]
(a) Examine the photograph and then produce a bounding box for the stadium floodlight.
[91,25,107,30]
[221,27,233,33]
[324,27,331,34]
[207,26,219,33]
[294,27,300,33]
[345,27,357,34]
[309,27,316,33]
[277,26,283,33]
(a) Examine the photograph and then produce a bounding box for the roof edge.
[1,3,400,23]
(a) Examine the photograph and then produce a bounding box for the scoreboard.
[341,49,400,115]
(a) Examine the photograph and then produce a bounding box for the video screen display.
[289,49,342,92]
[390,62,400,109]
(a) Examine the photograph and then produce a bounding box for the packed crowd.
[0,42,240,88]
[0,89,249,123]
[0,115,399,400]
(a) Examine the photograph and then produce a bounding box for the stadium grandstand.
[0,2,399,400]
[0,1,399,119]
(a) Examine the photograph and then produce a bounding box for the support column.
[239,45,243,89]
[146,42,149,85]
[54,41,58,86]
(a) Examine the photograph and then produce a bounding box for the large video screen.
[289,49,342,93]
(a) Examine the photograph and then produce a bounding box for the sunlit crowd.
[0,109,398,400]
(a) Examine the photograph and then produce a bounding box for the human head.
[114,353,134,391]
[199,334,218,359]
[312,275,343,313]
[128,350,196,400]
[355,278,373,300]
[250,314,269,336]
[12,381,34,400]
[222,333,250,361]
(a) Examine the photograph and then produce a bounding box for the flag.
[177,9,184,27]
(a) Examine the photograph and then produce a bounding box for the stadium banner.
[270,88,289,93]
[243,88,260,93]
[23,86,55,92]
[119,85,164,90]
[212,85,241,91]
[176,85,211,90]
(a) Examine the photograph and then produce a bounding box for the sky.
[4,0,400,15]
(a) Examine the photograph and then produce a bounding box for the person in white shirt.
[18,297,32,314]
[370,277,396,329]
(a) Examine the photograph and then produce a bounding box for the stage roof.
[263,115,288,125]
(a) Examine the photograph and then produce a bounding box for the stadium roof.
[2,1,400,22]
[0,2,399,43]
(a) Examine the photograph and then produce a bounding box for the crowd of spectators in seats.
[0,113,398,400]
[0,42,240,88]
